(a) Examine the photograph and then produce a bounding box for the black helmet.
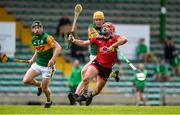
[31,20,43,28]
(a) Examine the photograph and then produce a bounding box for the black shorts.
[90,60,112,81]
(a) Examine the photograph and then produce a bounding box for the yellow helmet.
[93,11,104,19]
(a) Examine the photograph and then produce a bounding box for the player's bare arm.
[68,34,91,46]
[108,36,128,51]
[28,51,37,64]
[73,39,91,46]
[48,41,62,67]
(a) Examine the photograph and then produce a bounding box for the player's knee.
[82,77,90,85]
[42,87,48,92]
[23,78,31,85]
[23,80,28,85]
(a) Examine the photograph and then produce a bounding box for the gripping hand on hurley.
[68,33,75,43]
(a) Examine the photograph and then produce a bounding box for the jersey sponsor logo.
[33,40,45,52]
[35,45,44,52]
[99,46,110,53]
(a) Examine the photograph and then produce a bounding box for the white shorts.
[31,63,56,78]
[89,55,96,62]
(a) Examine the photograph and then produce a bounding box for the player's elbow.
[55,43,62,54]
[23,78,31,85]
[82,43,89,46]
[121,36,128,45]
[80,42,87,47]
[124,38,128,44]
[58,45,62,54]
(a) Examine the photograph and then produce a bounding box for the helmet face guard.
[31,20,43,29]
[31,20,43,35]
[102,22,115,33]
[102,22,115,39]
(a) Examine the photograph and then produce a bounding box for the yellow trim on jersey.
[44,35,55,50]
[88,27,100,39]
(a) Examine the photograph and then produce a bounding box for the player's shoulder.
[113,33,120,37]
[43,32,50,38]
[32,35,37,39]
[88,23,95,28]
[90,37,98,42]
[44,32,55,40]
[112,33,120,39]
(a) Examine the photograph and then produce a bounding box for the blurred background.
[0,0,179,106]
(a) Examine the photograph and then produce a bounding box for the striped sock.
[81,87,88,96]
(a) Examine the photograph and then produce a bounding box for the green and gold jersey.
[88,24,102,55]
[32,32,55,67]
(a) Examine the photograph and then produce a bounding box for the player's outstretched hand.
[28,59,34,64]
[48,58,55,67]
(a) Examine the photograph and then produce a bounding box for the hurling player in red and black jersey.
[68,22,128,105]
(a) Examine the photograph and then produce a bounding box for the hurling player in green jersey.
[23,21,61,108]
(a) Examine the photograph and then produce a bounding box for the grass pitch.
[0,105,180,114]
